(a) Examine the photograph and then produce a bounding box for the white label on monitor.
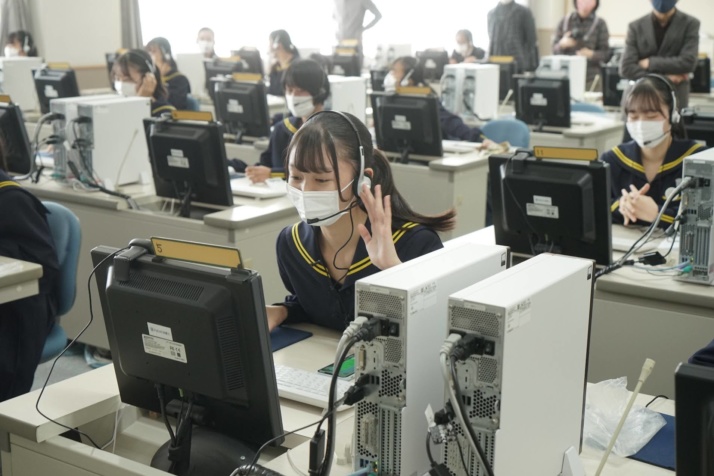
[44,85,58,98]
[506,298,532,333]
[530,93,547,107]
[147,322,173,341]
[167,155,189,169]
[533,195,552,206]
[526,203,559,219]
[227,99,243,114]
[142,335,187,363]
[409,281,437,315]
[391,115,411,131]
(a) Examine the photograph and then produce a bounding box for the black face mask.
[652,0,678,14]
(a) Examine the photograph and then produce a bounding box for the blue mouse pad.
[628,413,675,470]
[270,326,313,352]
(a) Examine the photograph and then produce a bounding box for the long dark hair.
[146,37,179,72]
[115,49,167,100]
[625,75,686,139]
[286,112,456,232]
[8,30,37,57]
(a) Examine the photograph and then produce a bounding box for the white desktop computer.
[441,63,500,121]
[75,96,151,187]
[441,253,593,476]
[328,75,367,124]
[677,148,714,285]
[176,53,207,100]
[0,57,43,112]
[353,242,510,476]
[371,44,412,70]
[537,55,587,102]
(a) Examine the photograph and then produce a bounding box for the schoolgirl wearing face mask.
[267,30,300,97]
[449,29,485,65]
[600,74,705,228]
[113,49,176,117]
[5,31,38,58]
[266,111,454,331]
[244,59,329,184]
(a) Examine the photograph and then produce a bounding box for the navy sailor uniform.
[600,139,704,229]
[162,68,191,111]
[276,220,443,331]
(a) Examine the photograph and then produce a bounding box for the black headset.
[127,49,156,74]
[306,110,371,197]
[641,73,681,124]
[22,33,30,53]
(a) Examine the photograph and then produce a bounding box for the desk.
[0,325,352,476]
[21,178,298,350]
[0,257,42,305]
[689,92,714,107]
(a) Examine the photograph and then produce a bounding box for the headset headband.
[641,73,680,124]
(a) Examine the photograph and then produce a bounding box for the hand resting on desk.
[246,165,272,183]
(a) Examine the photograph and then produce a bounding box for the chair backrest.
[570,102,606,114]
[481,118,530,149]
[42,201,81,316]
[185,94,200,112]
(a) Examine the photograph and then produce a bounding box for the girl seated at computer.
[5,31,38,57]
[266,111,454,331]
[113,49,176,117]
[600,74,705,228]
[145,37,191,110]
[238,59,329,183]
[267,30,300,97]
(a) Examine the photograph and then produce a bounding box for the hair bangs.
[626,82,667,115]
[287,123,338,175]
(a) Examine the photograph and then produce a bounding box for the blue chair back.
[185,95,200,112]
[481,119,530,149]
[570,102,606,114]
[43,202,81,316]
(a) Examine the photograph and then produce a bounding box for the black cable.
[332,204,357,283]
[156,384,177,445]
[503,153,542,256]
[35,247,128,449]
[449,356,494,476]
[454,432,470,475]
[645,394,669,408]
[426,431,436,467]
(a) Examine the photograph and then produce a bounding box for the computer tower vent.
[478,357,498,383]
[358,291,404,320]
[122,272,203,301]
[444,423,496,476]
[699,205,713,220]
[378,368,403,398]
[450,307,500,337]
[383,337,402,363]
[380,407,402,475]
[356,401,379,459]
[468,389,499,420]
[215,315,245,390]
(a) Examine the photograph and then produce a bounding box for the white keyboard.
[274,365,352,412]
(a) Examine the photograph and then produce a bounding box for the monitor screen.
[370,91,443,162]
[416,49,449,82]
[204,59,245,102]
[91,245,284,472]
[601,65,629,107]
[214,79,270,141]
[144,118,233,216]
[0,101,32,175]
[33,68,80,114]
[682,108,714,147]
[489,152,612,266]
[676,362,714,476]
[515,77,571,129]
[230,47,264,76]
[331,53,360,77]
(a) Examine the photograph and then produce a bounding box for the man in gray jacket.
[619,0,699,107]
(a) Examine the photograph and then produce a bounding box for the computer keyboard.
[274,364,352,412]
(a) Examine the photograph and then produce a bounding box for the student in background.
[267,111,452,331]
[267,30,300,97]
[619,0,699,108]
[487,0,539,73]
[197,27,216,59]
[113,49,176,117]
[5,30,38,57]
[552,0,610,87]
[146,37,191,110]
[449,30,485,64]
[241,59,329,183]
[690,340,714,367]
[600,75,704,229]
[0,140,59,402]
[386,56,491,144]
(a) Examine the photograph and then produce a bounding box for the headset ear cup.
[360,176,372,192]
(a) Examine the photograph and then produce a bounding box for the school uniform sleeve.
[600,149,628,226]
[167,74,191,110]
[275,227,311,325]
[394,225,444,262]
[259,118,295,178]
[438,103,485,142]
[690,339,714,367]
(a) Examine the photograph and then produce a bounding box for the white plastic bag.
[583,377,666,457]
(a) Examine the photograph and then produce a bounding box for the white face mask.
[626,120,669,149]
[4,45,19,57]
[458,44,470,56]
[198,40,214,54]
[286,94,315,118]
[287,179,355,227]
[115,81,138,97]
[383,72,397,93]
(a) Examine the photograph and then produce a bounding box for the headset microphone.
[642,128,672,146]
[306,201,359,224]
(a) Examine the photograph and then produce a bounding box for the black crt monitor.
[691,57,711,94]
[213,78,270,142]
[230,47,265,76]
[204,59,245,103]
[489,151,613,266]
[676,362,714,475]
[370,69,388,92]
[370,91,443,163]
[489,59,519,102]
[33,67,80,114]
[0,100,33,175]
[515,76,571,129]
[144,118,233,218]
[331,52,361,76]
[91,244,284,475]
[682,108,714,147]
[601,64,630,107]
[416,49,449,82]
